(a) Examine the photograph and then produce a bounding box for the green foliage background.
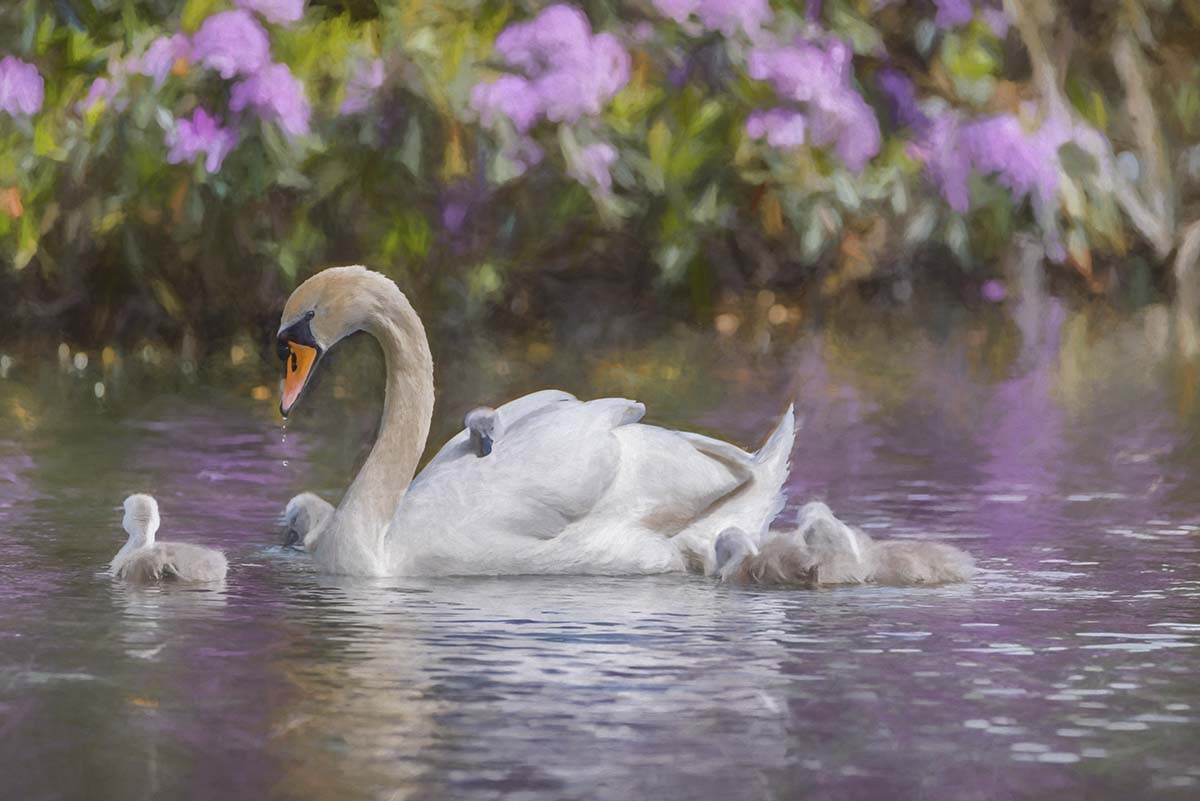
[2,0,1199,358]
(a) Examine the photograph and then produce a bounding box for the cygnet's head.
[714,527,757,573]
[281,492,332,549]
[465,407,497,457]
[122,493,160,544]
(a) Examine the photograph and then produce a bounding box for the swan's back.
[116,542,228,583]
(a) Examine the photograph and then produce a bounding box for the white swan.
[715,502,975,587]
[275,265,795,577]
[110,494,228,583]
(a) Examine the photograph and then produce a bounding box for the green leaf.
[15,215,37,270]
[400,119,423,177]
[648,120,671,172]
[182,0,226,34]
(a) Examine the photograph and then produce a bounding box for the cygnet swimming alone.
[714,502,975,587]
[110,494,227,583]
[281,491,334,548]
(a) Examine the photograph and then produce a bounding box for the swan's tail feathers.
[752,404,795,530]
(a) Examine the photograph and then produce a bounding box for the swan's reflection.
[266,573,794,800]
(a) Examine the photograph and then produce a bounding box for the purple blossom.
[472,4,629,132]
[907,110,971,211]
[472,75,542,132]
[982,6,1009,36]
[569,142,618,190]
[748,39,853,106]
[747,38,882,171]
[909,110,1067,212]
[230,62,310,137]
[503,137,545,177]
[876,68,928,130]
[339,58,384,114]
[821,93,881,172]
[962,113,1065,204]
[235,0,305,26]
[651,0,772,36]
[981,279,1007,303]
[933,0,974,27]
[80,77,117,112]
[0,56,44,117]
[191,10,271,79]
[166,108,239,173]
[746,108,807,148]
[134,34,191,87]
[442,201,468,233]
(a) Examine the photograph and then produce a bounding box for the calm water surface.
[1,302,1198,800]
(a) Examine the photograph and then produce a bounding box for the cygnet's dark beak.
[282,527,303,549]
[470,429,493,458]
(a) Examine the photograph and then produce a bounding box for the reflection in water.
[1,310,1199,800]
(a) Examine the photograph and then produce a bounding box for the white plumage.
[276,266,796,577]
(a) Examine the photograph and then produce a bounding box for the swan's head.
[276,266,406,416]
[714,526,756,573]
[281,492,333,549]
[122,493,160,544]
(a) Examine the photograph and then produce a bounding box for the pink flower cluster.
[234,0,305,26]
[166,108,239,173]
[191,10,272,79]
[79,4,314,173]
[908,110,1068,213]
[568,142,619,191]
[471,4,630,132]
[0,56,44,117]
[230,62,311,137]
[651,0,772,36]
[746,38,882,172]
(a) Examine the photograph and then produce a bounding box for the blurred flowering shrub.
[1,0,1199,348]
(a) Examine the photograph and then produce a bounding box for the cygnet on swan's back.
[464,407,497,457]
[714,502,974,588]
[281,492,334,548]
[110,494,227,583]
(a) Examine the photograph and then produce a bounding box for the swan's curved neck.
[328,292,434,563]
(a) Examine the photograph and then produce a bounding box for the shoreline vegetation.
[2,1,1199,355]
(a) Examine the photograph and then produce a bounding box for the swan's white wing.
[385,394,793,576]
[387,398,642,568]
[423,389,577,471]
[596,425,750,537]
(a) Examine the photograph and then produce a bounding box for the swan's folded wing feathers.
[604,425,749,536]
[394,398,639,550]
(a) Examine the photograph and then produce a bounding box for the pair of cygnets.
[714,502,976,587]
[108,407,500,584]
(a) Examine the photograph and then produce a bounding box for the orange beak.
[281,341,319,417]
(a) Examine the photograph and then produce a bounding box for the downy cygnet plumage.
[714,502,974,587]
[111,494,227,583]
